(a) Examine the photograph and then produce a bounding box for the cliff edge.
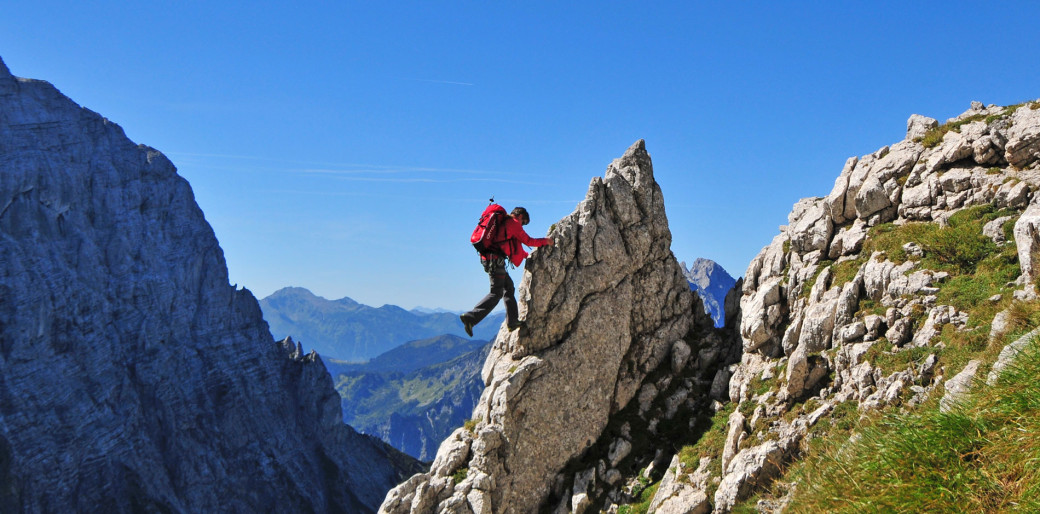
[0,55,421,512]
[381,141,741,513]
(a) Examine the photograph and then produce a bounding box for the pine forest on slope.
[326,335,490,461]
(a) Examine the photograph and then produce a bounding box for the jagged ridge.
[0,55,421,512]
[380,141,742,513]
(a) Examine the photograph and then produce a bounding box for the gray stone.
[714,441,786,512]
[788,197,834,256]
[1014,197,1040,281]
[0,56,420,514]
[721,409,747,474]
[647,456,711,514]
[941,360,982,412]
[381,141,735,513]
[855,174,892,218]
[907,114,938,141]
[886,318,914,347]
[1005,104,1040,168]
[987,328,1040,385]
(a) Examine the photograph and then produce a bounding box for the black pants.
[463,257,518,327]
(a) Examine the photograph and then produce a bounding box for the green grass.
[617,480,660,514]
[917,103,1026,148]
[863,205,1015,275]
[842,204,1022,384]
[830,257,866,289]
[785,337,1040,513]
[801,260,834,298]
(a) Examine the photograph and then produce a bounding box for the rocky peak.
[683,258,738,328]
[723,100,1040,511]
[381,141,738,513]
[0,56,17,95]
[0,56,420,512]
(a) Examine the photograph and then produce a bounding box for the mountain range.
[325,334,490,461]
[259,286,504,361]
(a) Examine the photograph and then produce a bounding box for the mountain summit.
[683,258,738,328]
[381,140,742,512]
[0,55,420,512]
[260,286,502,360]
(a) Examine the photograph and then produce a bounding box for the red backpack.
[470,203,508,257]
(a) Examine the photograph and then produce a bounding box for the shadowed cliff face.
[0,56,421,513]
[381,141,740,514]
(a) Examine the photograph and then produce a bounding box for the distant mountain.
[324,334,486,375]
[328,335,490,461]
[410,306,460,315]
[682,258,738,328]
[259,287,503,361]
[0,56,420,513]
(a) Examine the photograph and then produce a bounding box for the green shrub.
[452,467,469,484]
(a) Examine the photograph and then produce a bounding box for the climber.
[460,206,553,336]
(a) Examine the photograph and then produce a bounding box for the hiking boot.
[460,314,475,337]
[507,320,524,332]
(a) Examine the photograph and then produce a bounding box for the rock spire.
[380,140,702,513]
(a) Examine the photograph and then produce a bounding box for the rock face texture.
[711,100,1040,511]
[0,56,421,512]
[380,141,741,513]
[683,258,738,328]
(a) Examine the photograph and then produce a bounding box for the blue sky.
[4,2,1040,311]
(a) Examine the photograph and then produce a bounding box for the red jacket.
[494,216,552,267]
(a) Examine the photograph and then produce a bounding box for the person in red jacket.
[461,206,553,336]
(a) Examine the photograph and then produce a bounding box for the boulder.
[940,360,982,412]
[987,328,1040,385]
[1005,104,1040,168]
[647,456,711,514]
[1014,196,1040,280]
[907,114,938,141]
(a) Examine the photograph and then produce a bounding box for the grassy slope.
[760,205,1040,512]
[619,203,1040,512]
[786,337,1040,513]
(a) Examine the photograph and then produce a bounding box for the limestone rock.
[987,327,1040,385]
[788,197,833,254]
[714,439,790,512]
[855,174,892,218]
[0,56,420,513]
[721,409,747,474]
[647,456,711,514]
[1005,104,1040,168]
[728,100,1040,509]
[381,141,700,513]
[1014,195,1040,280]
[940,360,982,412]
[907,114,939,140]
